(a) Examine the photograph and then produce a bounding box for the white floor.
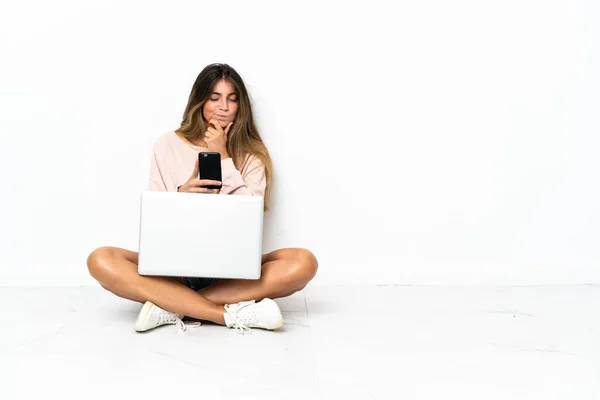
[1,285,599,400]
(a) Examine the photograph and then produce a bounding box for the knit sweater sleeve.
[219,156,266,196]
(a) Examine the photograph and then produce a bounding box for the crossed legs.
[86,246,318,326]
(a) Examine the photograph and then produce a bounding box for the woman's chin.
[207,119,228,128]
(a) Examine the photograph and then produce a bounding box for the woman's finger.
[187,187,213,193]
[198,179,222,186]
[224,122,233,136]
[209,119,223,132]
[188,179,221,187]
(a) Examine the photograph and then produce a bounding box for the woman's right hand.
[177,158,222,193]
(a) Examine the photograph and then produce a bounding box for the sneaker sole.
[134,301,154,332]
[273,315,284,329]
[264,298,284,330]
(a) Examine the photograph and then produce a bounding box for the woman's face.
[202,79,239,129]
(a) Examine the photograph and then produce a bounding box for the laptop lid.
[137,191,264,280]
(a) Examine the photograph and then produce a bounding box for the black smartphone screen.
[198,152,222,190]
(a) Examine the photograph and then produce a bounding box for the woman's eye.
[229,98,238,102]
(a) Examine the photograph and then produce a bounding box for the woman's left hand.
[205,119,233,159]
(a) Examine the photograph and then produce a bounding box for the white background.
[0,0,598,286]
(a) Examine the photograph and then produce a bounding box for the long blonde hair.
[176,63,273,211]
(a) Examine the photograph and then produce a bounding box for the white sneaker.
[223,298,284,335]
[134,301,201,333]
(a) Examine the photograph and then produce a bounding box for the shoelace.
[175,319,201,333]
[156,311,201,333]
[225,300,256,335]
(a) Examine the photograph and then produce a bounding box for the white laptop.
[137,191,264,280]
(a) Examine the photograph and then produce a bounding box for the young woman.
[87,63,318,334]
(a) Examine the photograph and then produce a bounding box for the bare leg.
[199,248,318,305]
[87,247,226,325]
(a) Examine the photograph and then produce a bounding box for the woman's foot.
[224,298,284,334]
[134,301,200,332]
[134,298,283,335]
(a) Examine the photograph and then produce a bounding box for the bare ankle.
[214,305,226,325]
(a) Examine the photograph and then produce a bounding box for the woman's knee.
[299,248,318,279]
[86,246,120,283]
[284,248,318,289]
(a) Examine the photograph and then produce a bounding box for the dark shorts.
[183,277,222,292]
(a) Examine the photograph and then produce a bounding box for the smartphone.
[198,152,222,190]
